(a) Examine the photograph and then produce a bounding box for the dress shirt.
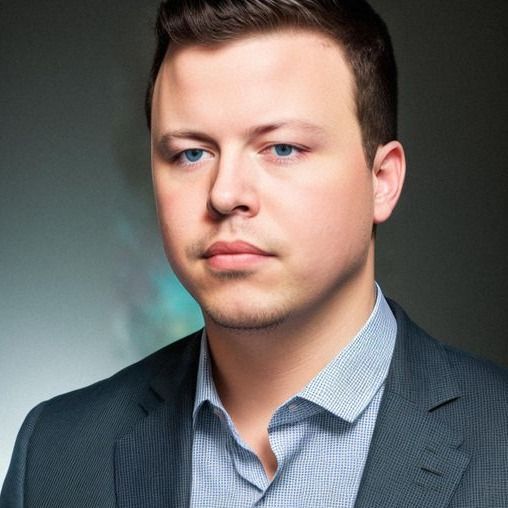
[190,285,397,507]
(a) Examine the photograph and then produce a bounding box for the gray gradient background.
[1,1,506,484]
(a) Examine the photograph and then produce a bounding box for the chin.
[203,302,291,332]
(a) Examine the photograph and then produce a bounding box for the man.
[1,0,507,506]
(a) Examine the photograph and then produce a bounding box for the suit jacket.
[1,300,507,507]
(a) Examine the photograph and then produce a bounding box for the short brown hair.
[145,0,398,167]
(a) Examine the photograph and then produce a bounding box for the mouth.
[203,241,274,270]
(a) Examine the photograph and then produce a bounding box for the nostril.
[206,199,251,219]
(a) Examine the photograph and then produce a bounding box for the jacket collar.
[354,300,470,508]
[114,331,201,508]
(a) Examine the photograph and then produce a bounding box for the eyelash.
[169,144,307,167]
[265,144,307,165]
[171,149,212,167]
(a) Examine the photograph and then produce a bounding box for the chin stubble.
[203,298,292,332]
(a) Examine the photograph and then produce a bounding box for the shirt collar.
[193,328,222,423]
[298,285,396,423]
[193,284,397,425]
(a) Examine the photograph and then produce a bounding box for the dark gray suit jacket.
[1,301,507,507]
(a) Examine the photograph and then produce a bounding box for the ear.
[371,140,406,224]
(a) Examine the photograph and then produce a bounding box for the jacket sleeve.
[0,403,46,508]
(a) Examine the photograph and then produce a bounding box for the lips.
[204,241,270,257]
[203,241,273,270]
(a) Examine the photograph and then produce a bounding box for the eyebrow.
[245,120,328,140]
[156,119,328,151]
[155,131,218,160]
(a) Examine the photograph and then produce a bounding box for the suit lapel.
[355,302,471,508]
[114,333,201,508]
[354,390,470,508]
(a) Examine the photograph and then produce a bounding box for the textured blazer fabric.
[1,300,507,507]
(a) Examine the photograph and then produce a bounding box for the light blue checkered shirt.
[190,286,397,507]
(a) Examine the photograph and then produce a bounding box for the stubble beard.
[203,303,290,332]
[199,270,291,332]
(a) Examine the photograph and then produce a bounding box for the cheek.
[155,170,202,220]
[155,184,198,255]
[292,173,373,240]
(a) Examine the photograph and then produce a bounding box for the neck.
[204,255,377,425]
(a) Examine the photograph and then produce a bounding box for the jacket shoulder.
[442,342,508,402]
[388,298,508,398]
[0,331,201,507]
[41,330,201,416]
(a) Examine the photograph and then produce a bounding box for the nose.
[207,153,260,219]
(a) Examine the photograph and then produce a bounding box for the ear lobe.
[372,140,406,224]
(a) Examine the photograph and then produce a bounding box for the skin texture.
[151,30,405,478]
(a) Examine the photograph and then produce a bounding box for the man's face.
[151,30,377,331]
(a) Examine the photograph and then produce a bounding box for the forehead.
[152,30,358,137]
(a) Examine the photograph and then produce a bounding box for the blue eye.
[273,144,295,157]
[182,149,205,163]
